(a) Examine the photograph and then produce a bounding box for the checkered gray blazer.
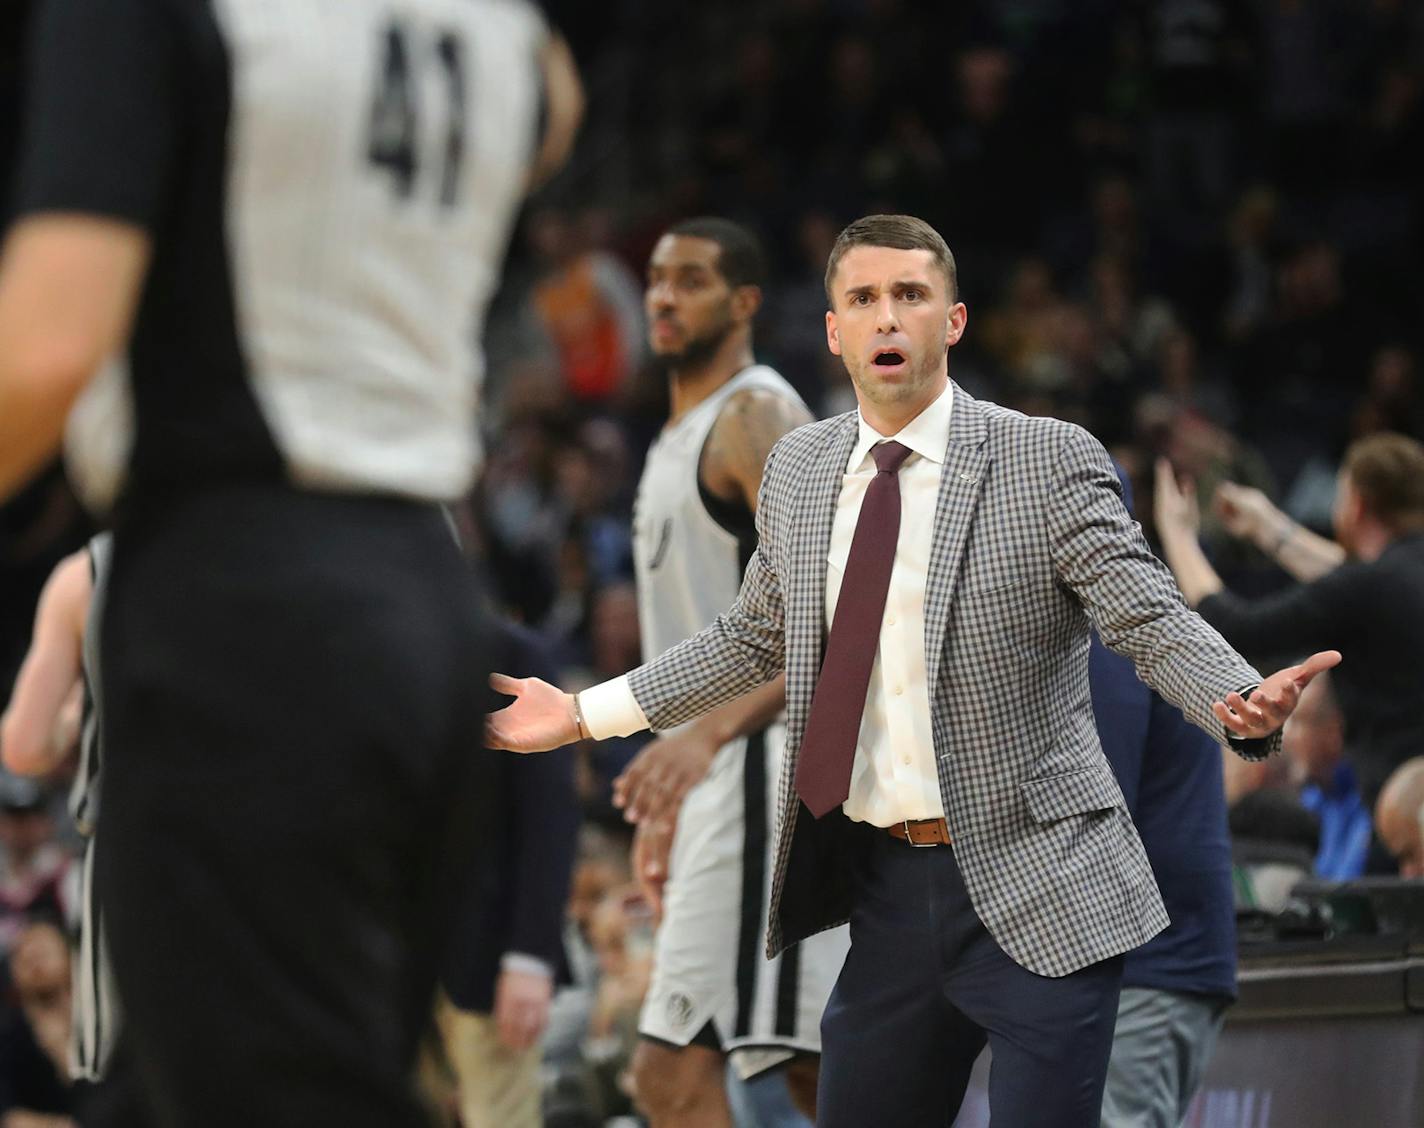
[627,385,1275,977]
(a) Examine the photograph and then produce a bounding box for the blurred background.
[2,1,1423,1125]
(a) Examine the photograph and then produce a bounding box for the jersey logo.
[665,992,696,1030]
[647,518,673,571]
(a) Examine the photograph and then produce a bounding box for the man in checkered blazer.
[489,215,1339,1127]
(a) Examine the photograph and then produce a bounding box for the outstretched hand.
[1212,650,1342,740]
[484,673,581,753]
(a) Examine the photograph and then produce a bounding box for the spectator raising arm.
[1153,458,1341,734]
[528,33,584,190]
[1153,458,1224,607]
[1214,480,1346,583]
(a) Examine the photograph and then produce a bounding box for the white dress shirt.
[581,383,954,827]
[832,384,950,825]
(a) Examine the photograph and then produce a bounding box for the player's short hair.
[1342,432,1424,534]
[666,217,767,290]
[824,214,958,305]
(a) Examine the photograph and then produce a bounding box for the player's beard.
[655,309,735,374]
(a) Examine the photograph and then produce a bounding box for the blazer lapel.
[787,414,858,714]
[924,386,989,687]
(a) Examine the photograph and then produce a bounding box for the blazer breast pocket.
[1019,766,1123,824]
[953,576,1057,651]
[957,576,1029,599]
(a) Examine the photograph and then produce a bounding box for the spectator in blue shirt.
[1286,675,1371,881]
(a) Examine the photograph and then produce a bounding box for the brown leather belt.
[885,817,952,847]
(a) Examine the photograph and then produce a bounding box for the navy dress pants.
[817,826,1124,1128]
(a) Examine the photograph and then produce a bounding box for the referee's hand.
[484,673,581,753]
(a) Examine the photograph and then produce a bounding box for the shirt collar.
[848,381,954,472]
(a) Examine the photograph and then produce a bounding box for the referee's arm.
[0,217,149,501]
[527,31,583,190]
[0,0,180,501]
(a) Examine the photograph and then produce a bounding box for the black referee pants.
[95,486,492,1128]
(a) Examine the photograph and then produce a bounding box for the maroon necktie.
[795,440,913,818]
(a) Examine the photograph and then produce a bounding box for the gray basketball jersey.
[71,533,112,835]
[632,366,805,660]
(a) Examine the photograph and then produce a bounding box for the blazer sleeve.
[1046,425,1278,760]
[627,442,788,731]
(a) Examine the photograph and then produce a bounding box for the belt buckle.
[903,819,937,848]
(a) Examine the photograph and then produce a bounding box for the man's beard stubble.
[654,315,735,375]
[848,347,945,408]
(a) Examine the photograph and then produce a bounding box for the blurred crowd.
[4,0,1424,1124]
[477,0,1424,623]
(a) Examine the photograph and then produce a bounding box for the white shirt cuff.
[579,676,649,740]
[500,952,554,979]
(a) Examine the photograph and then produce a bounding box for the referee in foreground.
[0,1,581,1124]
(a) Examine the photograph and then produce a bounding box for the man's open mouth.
[873,349,906,367]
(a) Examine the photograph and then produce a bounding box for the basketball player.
[0,1,580,1123]
[610,218,849,1127]
[2,535,119,1089]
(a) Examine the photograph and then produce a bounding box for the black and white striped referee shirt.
[16,0,549,513]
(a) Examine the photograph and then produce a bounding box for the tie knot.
[872,440,912,475]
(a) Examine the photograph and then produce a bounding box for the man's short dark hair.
[823,214,958,305]
[1343,432,1424,534]
[666,217,766,290]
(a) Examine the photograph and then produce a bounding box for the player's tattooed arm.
[700,389,813,513]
